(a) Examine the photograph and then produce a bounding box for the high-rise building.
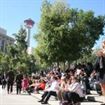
[0,27,14,53]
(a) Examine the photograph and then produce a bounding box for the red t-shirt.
[38,82,46,90]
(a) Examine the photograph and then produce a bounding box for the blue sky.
[0,0,105,48]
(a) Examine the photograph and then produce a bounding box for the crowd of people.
[0,62,104,105]
[0,41,105,105]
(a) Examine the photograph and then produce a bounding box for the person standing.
[22,75,29,92]
[1,72,7,89]
[15,71,23,94]
[6,70,15,94]
[94,50,105,96]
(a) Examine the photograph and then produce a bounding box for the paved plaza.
[0,86,59,105]
[0,86,105,105]
[0,88,40,105]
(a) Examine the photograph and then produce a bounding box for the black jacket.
[7,71,15,83]
[94,56,105,79]
[16,74,23,84]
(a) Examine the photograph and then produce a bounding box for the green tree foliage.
[35,0,105,68]
[12,27,36,73]
[0,27,36,74]
[0,51,11,73]
[76,52,97,64]
[7,27,28,72]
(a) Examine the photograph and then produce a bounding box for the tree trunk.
[68,61,70,69]
[63,62,65,71]
[57,62,59,68]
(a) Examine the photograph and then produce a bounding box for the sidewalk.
[31,91,105,105]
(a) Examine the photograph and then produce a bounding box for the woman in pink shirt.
[22,75,29,92]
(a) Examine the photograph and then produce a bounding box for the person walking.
[1,72,7,89]
[6,70,15,94]
[15,71,23,94]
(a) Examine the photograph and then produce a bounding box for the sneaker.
[41,102,48,104]
[38,100,43,102]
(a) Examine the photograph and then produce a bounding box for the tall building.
[0,27,14,53]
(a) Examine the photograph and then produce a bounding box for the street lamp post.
[24,18,35,47]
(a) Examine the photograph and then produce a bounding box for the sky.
[0,0,105,48]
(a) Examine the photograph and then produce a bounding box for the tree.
[0,27,36,74]
[12,27,36,73]
[35,0,105,68]
[0,52,10,73]
[7,27,28,71]
[35,0,71,67]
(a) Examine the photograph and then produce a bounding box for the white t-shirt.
[68,82,85,97]
[47,80,59,92]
